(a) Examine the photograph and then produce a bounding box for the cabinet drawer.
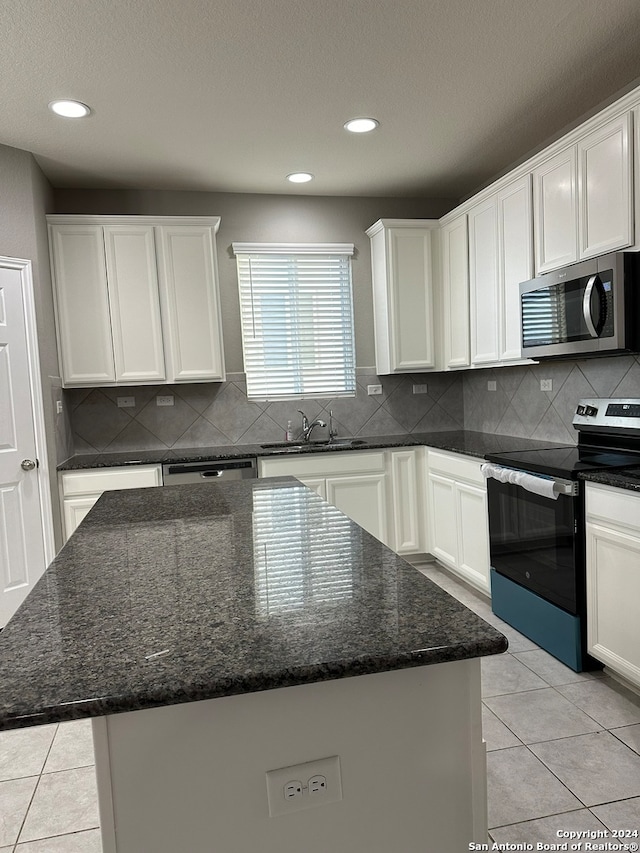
[586,482,640,531]
[427,450,484,486]
[259,450,386,480]
[61,465,162,496]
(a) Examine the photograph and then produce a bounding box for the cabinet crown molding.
[366,218,439,237]
[46,215,221,232]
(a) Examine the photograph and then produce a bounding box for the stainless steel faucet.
[298,410,326,442]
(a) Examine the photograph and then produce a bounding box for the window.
[232,242,356,401]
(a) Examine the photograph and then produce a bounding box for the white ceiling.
[3,0,640,199]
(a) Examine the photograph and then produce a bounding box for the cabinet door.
[49,224,115,385]
[326,473,387,544]
[389,450,424,554]
[441,215,470,369]
[533,147,578,273]
[298,477,326,500]
[498,176,533,362]
[156,225,226,381]
[104,226,166,383]
[62,495,99,541]
[469,197,500,365]
[427,473,458,567]
[578,113,633,259]
[586,521,640,688]
[387,227,436,371]
[455,482,490,594]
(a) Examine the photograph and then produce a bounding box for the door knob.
[21,459,37,471]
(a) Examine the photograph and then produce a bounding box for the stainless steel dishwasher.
[162,457,257,485]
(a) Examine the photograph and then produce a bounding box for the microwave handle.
[582,274,600,338]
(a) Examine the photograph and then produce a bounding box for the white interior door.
[0,262,50,626]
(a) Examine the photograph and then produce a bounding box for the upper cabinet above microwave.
[47,216,226,387]
[533,113,633,275]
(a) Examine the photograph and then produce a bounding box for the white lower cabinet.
[258,451,389,545]
[426,450,490,594]
[259,448,429,554]
[60,465,163,542]
[585,483,640,689]
[326,474,387,543]
[388,448,426,555]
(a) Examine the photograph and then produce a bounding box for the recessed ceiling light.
[48,100,91,118]
[286,172,314,183]
[344,117,379,133]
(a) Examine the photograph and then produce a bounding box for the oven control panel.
[573,398,640,431]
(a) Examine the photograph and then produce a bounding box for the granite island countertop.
[0,477,507,730]
[57,429,573,470]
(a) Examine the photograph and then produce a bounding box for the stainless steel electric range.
[483,398,640,671]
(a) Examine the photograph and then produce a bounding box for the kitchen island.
[0,477,507,853]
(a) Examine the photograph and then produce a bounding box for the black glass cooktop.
[485,446,640,479]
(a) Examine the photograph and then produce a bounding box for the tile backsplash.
[63,356,640,458]
[463,355,640,443]
[64,370,465,455]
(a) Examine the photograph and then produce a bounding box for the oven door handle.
[482,463,578,498]
[553,480,579,496]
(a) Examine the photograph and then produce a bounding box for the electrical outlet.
[487,381,497,392]
[56,400,63,415]
[308,774,327,795]
[117,396,136,408]
[266,756,342,816]
[156,395,174,407]
[540,379,553,392]
[412,383,428,394]
[367,384,382,395]
[283,781,303,800]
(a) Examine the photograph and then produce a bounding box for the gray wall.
[53,189,454,371]
[0,143,66,544]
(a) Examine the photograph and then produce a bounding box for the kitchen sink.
[260,439,367,452]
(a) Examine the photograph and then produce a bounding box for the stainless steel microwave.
[519,252,640,359]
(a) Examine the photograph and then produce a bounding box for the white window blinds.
[233,243,356,401]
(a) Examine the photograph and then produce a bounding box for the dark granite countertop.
[0,478,507,730]
[57,430,573,470]
[580,466,640,493]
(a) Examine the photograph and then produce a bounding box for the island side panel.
[92,659,487,853]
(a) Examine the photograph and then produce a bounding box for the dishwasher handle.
[201,469,223,478]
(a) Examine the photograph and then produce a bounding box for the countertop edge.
[0,635,508,731]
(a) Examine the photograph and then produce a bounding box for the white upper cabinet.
[467,176,533,367]
[533,113,632,274]
[49,224,116,385]
[468,197,500,365]
[497,175,533,362]
[48,216,225,387]
[440,214,470,369]
[578,113,633,259]
[156,225,225,382]
[367,219,439,374]
[103,225,166,383]
[533,146,578,273]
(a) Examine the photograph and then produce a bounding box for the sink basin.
[260,439,366,452]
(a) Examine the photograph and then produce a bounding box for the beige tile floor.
[1,562,639,850]
[418,561,640,844]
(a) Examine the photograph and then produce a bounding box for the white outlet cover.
[540,379,553,392]
[367,384,382,395]
[156,395,175,406]
[117,396,136,408]
[487,381,497,392]
[266,755,342,817]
